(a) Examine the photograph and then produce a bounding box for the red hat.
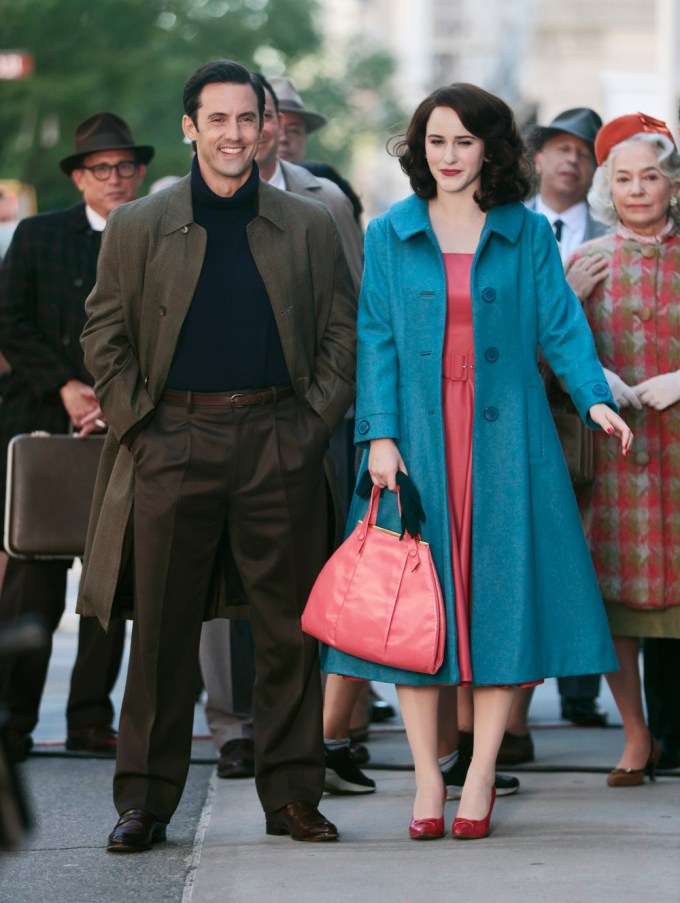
[594,113,677,166]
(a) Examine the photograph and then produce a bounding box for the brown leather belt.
[161,385,294,408]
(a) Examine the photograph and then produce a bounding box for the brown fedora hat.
[268,76,327,134]
[60,111,155,175]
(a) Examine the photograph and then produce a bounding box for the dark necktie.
[553,219,564,242]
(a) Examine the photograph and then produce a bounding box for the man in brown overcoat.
[78,60,356,851]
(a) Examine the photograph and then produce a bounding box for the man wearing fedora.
[0,112,153,762]
[268,75,327,164]
[527,107,609,269]
[495,108,611,767]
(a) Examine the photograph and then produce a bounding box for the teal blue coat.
[321,196,618,685]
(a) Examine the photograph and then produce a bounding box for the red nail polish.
[607,427,614,434]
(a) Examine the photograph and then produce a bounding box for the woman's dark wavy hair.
[392,83,532,210]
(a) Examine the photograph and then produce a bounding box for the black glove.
[355,469,375,499]
[395,472,426,538]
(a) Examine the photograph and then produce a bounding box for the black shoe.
[217,738,255,779]
[324,744,376,794]
[442,750,520,800]
[349,740,371,766]
[368,688,396,723]
[4,730,33,763]
[657,742,680,770]
[561,698,608,727]
[107,809,167,853]
[66,724,117,755]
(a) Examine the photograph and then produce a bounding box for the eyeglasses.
[80,161,139,181]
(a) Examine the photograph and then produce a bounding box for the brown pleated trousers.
[113,394,329,821]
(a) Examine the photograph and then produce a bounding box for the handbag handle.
[355,470,426,539]
[356,485,422,571]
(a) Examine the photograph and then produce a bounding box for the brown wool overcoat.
[77,175,357,630]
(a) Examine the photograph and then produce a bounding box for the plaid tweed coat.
[77,175,357,629]
[0,204,100,513]
[568,230,680,611]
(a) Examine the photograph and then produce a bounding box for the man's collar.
[535,197,588,228]
[268,161,287,191]
[85,205,107,231]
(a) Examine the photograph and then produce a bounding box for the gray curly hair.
[588,133,680,227]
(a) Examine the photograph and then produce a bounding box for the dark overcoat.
[0,205,100,512]
[321,196,619,686]
[77,176,356,629]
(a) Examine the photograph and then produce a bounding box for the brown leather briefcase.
[3,433,105,559]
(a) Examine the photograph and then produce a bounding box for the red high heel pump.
[451,787,496,840]
[409,789,446,840]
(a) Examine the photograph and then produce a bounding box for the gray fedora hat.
[530,107,603,153]
[268,76,327,134]
[60,111,155,175]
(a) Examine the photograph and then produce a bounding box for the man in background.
[268,76,327,165]
[0,113,152,761]
[497,108,610,767]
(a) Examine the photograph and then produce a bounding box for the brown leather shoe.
[266,800,339,842]
[66,725,117,755]
[106,809,167,853]
[496,730,535,766]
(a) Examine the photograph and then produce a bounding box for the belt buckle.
[229,393,245,407]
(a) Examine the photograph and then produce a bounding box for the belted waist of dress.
[443,351,475,381]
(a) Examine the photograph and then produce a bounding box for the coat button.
[592,383,608,397]
[483,406,499,422]
[73,277,84,288]
[61,335,71,347]
[181,225,189,234]
[635,307,652,321]
[484,347,499,362]
[358,420,370,435]
[634,451,650,466]
[159,305,167,316]
[481,287,496,303]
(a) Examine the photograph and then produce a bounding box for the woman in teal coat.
[320,84,632,840]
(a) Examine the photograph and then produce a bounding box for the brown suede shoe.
[107,809,167,853]
[265,800,339,841]
[496,730,535,766]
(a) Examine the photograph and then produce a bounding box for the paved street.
[0,569,678,902]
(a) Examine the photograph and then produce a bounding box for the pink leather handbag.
[302,485,445,674]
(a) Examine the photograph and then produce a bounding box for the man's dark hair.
[183,60,265,126]
[392,82,532,210]
[251,72,279,113]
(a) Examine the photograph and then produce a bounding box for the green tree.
[0,0,321,209]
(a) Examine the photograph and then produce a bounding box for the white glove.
[634,371,680,411]
[603,368,642,410]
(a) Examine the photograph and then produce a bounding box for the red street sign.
[0,51,34,80]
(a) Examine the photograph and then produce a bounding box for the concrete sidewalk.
[3,582,679,903]
[188,689,679,903]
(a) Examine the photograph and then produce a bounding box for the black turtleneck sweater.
[165,159,290,391]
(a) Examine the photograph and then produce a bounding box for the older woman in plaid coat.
[567,113,680,785]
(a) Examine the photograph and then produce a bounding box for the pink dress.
[442,254,475,684]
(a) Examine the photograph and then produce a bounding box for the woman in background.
[566,113,680,786]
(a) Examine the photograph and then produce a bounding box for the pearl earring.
[606,200,615,210]
[670,196,678,208]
